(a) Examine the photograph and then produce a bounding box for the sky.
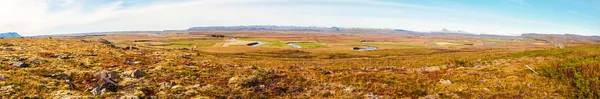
[0,0,599,36]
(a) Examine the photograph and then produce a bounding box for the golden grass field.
[0,31,598,98]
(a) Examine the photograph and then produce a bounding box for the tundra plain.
[0,31,599,98]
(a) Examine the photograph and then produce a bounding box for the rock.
[12,61,29,68]
[124,60,133,65]
[180,55,191,59]
[245,66,258,69]
[130,69,145,78]
[159,82,175,89]
[321,71,333,75]
[89,86,106,96]
[67,80,76,90]
[0,75,8,81]
[439,79,452,85]
[0,43,14,46]
[481,88,490,92]
[52,73,71,80]
[132,61,142,65]
[273,87,288,95]
[93,70,119,80]
[32,59,48,64]
[343,86,354,93]
[198,84,225,94]
[55,53,73,59]
[421,66,441,72]
[98,78,118,91]
[290,86,304,92]
[228,76,258,88]
[99,38,116,47]
[86,52,97,56]
[171,85,182,89]
[0,85,15,94]
[4,48,15,51]
[90,77,119,96]
[89,70,120,96]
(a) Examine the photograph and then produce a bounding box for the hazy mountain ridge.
[188,25,343,32]
[0,32,21,38]
[37,25,599,42]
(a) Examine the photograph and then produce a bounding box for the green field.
[296,42,328,48]
[238,37,286,47]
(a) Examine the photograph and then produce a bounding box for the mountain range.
[0,32,21,38]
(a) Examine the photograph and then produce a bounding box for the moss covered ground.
[0,38,597,98]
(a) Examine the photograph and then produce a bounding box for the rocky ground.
[0,38,592,98]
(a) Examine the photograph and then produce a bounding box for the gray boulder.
[89,70,120,96]
[0,75,8,81]
[12,61,28,68]
[130,69,145,78]
[93,70,119,80]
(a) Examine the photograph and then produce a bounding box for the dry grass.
[0,36,595,98]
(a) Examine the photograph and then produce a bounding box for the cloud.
[61,0,74,6]
[0,0,597,36]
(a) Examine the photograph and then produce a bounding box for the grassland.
[295,42,328,48]
[0,32,597,98]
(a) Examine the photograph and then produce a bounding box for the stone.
[52,73,71,80]
[55,53,73,59]
[130,69,145,78]
[12,61,29,68]
[90,77,119,96]
[32,59,48,64]
[132,61,142,65]
[4,48,15,51]
[93,70,119,80]
[86,52,97,56]
[439,79,452,85]
[290,86,304,92]
[98,78,118,92]
[228,76,258,88]
[245,66,258,69]
[0,85,15,93]
[99,39,114,46]
[180,55,191,59]
[0,75,8,81]
[171,85,182,89]
[421,66,441,72]
[159,82,175,89]
[124,61,133,65]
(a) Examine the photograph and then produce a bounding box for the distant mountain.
[188,25,343,32]
[521,33,600,43]
[0,32,21,38]
[434,28,470,34]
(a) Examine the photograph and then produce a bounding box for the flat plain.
[1,30,599,98]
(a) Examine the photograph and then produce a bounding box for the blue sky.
[0,0,598,36]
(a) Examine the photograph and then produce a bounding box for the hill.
[0,32,21,38]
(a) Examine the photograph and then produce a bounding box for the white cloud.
[61,0,74,6]
[0,0,598,36]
